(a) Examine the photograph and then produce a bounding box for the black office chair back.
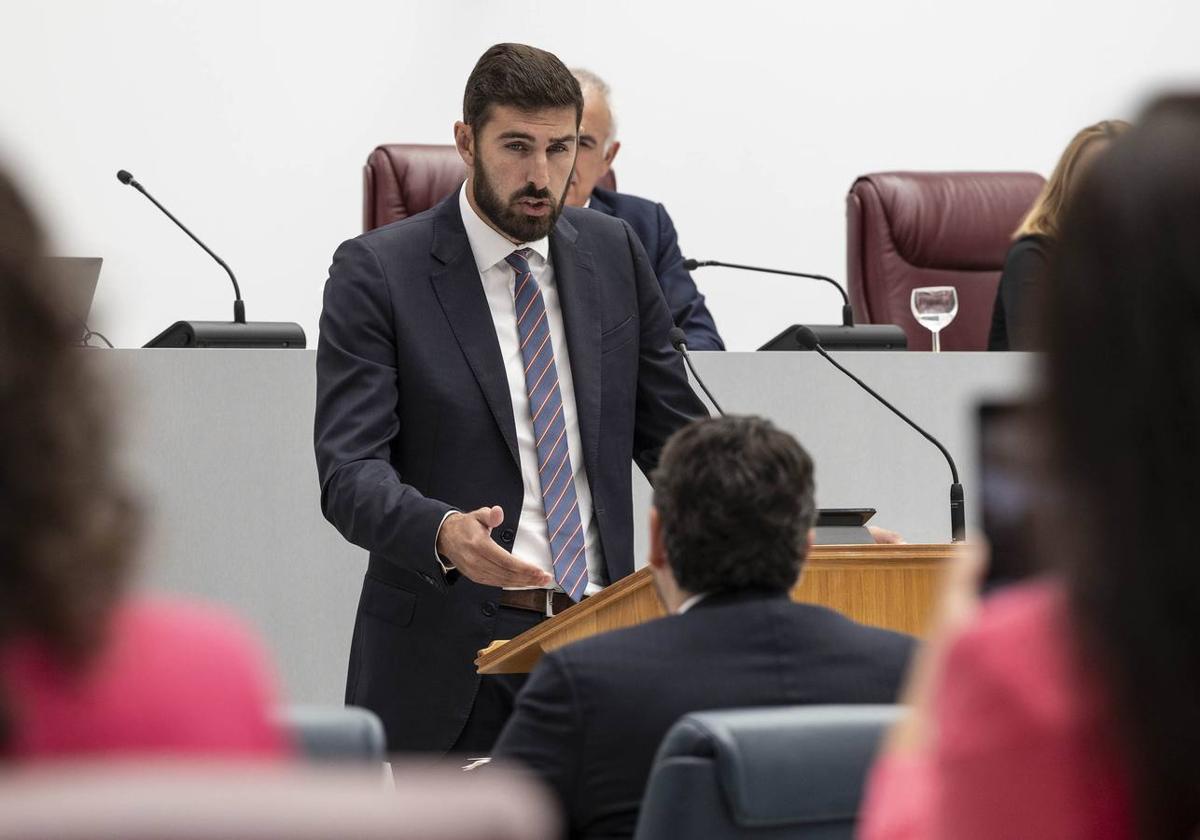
[278,705,387,765]
[633,705,902,840]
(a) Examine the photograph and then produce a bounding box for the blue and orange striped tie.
[505,249,588,601]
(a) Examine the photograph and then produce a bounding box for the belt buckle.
[544,589,555,618]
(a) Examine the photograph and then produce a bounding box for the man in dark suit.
[314,44,706,755]
[493,416,914,839]
[565,69,725,351]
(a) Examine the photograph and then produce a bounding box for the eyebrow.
[495,131,576,145]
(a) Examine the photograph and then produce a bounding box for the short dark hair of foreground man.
[492,416,915,839]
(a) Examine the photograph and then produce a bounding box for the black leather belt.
[499,589,576,616]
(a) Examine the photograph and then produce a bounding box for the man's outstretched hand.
[436,506,553,588]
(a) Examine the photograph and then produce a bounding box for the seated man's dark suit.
[588,187,724,351]
[314,193,706,753]
[492,591,914,839]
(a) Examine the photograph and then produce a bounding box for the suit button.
[482,601,498,617]
[499,528,515,544]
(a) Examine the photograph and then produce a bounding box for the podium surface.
[477,543,951,675]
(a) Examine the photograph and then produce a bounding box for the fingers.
[468,505,505,530]
[447,507,555,587]
[476,540,553,588]
[867,525,907,545]
[946,533,989,590]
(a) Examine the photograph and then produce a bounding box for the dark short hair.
[462,43,583,131]
[651,416,816,594]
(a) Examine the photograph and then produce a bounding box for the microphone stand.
[800,328,966,542]
[685,258,854,327]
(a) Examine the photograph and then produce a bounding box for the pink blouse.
[859,581,1132,840]
[2,598,289,759]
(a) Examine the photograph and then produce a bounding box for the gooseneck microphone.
[684,257,854,327]
[668,327,724,416]
[115,169,305,348]
[794,325,966,542]
[117,170,245,324]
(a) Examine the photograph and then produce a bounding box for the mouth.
[515,197,553,217]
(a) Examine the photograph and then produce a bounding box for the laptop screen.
[46,256,102,337]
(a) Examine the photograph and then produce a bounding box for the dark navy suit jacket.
[589,187,724,351]
[493,591,914,839]
[313,193,707,752]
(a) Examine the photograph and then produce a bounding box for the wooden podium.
[476,543,952,675]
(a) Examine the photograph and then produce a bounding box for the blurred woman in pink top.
[861,95,1200,840]
[0,170,287,759]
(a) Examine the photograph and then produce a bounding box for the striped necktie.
[505,249,588,601]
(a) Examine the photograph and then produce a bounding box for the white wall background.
[1,0,1198,350]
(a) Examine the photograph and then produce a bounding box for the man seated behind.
[492,415,914,839]
[566,68,724,350]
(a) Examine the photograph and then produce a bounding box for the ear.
[647,506,666,570]
[454,121,475,168]
[602,139,621,172]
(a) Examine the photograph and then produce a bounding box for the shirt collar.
[676,592,708,615]
[459,182,550,274]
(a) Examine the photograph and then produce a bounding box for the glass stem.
[931,331,941,353]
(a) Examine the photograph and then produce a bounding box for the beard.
[472,154,565,242]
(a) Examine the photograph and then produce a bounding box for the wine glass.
[910,286,959,352]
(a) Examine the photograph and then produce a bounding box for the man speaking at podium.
[314,43,706,754]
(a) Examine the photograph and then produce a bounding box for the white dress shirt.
[458,183,606,595]
[676,593,708,615]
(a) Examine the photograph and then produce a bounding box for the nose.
[526,152,551,191]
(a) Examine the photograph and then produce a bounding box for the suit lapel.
[550,214,602,501]
[587,190,614,217]
[429,198,520,467]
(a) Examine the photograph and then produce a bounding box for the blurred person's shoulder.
[112,596,266,646]
[3,596,288,759]
[106,596,284,707]
[953,579,1064,661]
[940,579,1106,742]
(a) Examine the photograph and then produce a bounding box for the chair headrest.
[655,705,902,828]
[851,171,1044,270]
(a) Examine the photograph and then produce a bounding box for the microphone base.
[760,324,907,352]
[144,320,306,349]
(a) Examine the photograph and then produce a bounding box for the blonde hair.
[1016,119,1131,239]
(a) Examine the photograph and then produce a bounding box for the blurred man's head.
[648,416,816,611]
[565,68,621,208]
[454,44,583,243]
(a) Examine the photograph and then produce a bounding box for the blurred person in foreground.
[0,171,287,758]
[494,415,913,839]
[566,68,724,350]
[987,118,1128,350]
[861,95,1200,840]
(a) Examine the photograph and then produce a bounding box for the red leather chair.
[363,143,616,233]
[846,172,1044,351]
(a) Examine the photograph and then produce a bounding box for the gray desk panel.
[99,349,1031,705]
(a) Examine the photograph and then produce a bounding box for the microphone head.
[681,258,700,271]
[116,170,134,185]
[668,327,688,351]
[794,325,821,350]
